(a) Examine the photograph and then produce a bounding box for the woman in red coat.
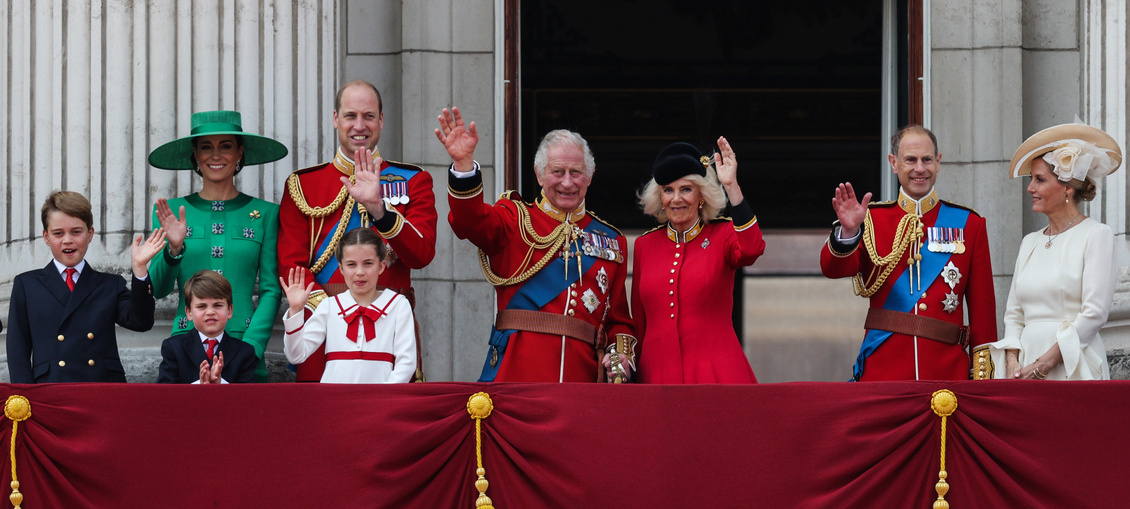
[631,137,765,383]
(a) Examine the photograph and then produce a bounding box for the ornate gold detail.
[467,392,496,509]
[5,395,32,509]
[250,210,261,219]
[478,200,577,287]
[853,210,924,297]
[450,181,484,199]
[306,290,328,311]
[286,172,352,219]
[930,389,958,509]
[971,345,994,380]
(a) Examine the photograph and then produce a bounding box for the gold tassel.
[4,395,32,509]
[930,390,958,509]
[467,392,496,509]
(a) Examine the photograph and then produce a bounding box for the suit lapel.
[61,265,102,321]
[184,331,209,366]
[36,262,71,307]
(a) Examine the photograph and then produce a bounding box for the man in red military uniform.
[435,107,636,382]
[821,125,997,381]
[278,80,437,382]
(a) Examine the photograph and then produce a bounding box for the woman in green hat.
[148,110,288,382]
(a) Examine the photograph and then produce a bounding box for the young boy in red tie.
[157,270,257,383]
[6,191,166,383]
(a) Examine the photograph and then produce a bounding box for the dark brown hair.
[183,270,234,307]
[41,190,94,230]
[334,227,390,265]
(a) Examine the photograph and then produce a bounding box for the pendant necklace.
[1044,213,1082,249]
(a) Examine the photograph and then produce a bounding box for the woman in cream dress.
[983,123,1121,380]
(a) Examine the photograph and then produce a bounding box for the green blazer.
[150,193,282,381]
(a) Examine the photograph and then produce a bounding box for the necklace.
[1044,213,1082,248]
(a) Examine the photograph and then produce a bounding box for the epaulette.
[867,199,898,208]
[640,224,666,236]
[498,190,525,203]
[384,160,425,173]
[940,200,983,217]
[292,162,331,176]
[586,210,623,236]
[709,215,733,224]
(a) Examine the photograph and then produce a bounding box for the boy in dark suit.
[6,191,167,383]
[157,270,257,383]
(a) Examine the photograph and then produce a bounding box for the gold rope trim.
[478,202,576,287]
[286,172,352,218]
[467,392,496,508]
[852,210,924,297]
[5,395,31,509]
[930,389,957,509]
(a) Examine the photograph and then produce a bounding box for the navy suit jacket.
[157,330,257,383]
[6,261,155,383]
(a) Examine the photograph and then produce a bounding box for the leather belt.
[865,308,967,347]
[495,309,597,346]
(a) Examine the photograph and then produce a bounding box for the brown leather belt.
[495,309,597,346]
[865,308,967,347]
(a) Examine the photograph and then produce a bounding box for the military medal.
[582,289,600,313]
[942,292,959,313]
[941,261,961,289]
[596,267,610,295]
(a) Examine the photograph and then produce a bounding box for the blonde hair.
[638,165,727,223]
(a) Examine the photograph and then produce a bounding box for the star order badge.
[582,289,600,313]
[596,267,610,295]
[941,261,962,289]
[943,292,959,313]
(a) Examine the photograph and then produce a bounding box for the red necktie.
[64,268,77,291]
[205,339,219,359]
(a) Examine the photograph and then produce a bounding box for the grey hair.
[532,129,596,178]
[638,165,727,223]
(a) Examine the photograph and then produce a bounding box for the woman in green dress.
[148,110,288,381]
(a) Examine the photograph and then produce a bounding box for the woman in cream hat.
[148,110,289,382]
[980,123,1121,380]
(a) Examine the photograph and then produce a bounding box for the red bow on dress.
[343,306,386,344]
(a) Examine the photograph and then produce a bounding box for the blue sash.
[312,201,364,285]
[478,218,617,382]
[851,204,970,380]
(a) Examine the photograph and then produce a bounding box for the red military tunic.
[278,148,437,381]
[820,188,997,380]
[448,168,635,382]
[632,201,764,383]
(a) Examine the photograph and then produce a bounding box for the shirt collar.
[332,146,382,176]
[53,259,87,276]
[536,191,586,223]
[197,331,224,343]
[666,220,704,244]
[897,187,939,216]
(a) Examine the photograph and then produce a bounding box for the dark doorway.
[519,1,886,230]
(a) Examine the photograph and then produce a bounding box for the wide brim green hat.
[147,110,289,170]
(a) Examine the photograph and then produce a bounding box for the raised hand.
[155,198,188,255]
[434,107,479,171]
[341,147,386,220]
[131,228,168,277]
[280,267,315,316]
[832,182,872,238]
[713,136,743,205]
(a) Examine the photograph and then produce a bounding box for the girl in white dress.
[281,228,417,383]
[982,123,1122,380]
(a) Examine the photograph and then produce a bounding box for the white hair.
[532,129,595,178]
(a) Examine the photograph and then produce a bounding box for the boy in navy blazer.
[157,270,257,383]
[6,191,167,383]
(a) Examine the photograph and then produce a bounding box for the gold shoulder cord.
[286,173,358,275]
[478,200,574,286]
[852,210,923,297]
